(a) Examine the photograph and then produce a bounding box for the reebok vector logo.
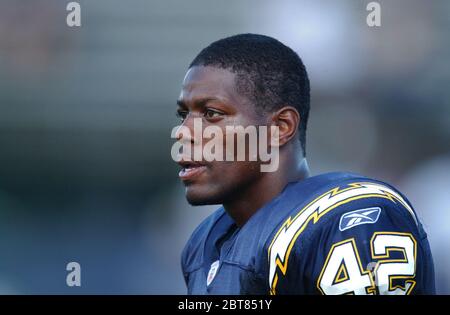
[339,207,381,231]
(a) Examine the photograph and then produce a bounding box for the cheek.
[222,128,261,162]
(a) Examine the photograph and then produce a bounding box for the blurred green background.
[0,0,449,294]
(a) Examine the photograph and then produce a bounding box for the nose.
[175,112,203,144]
[175,125,193,144]
[175,113,198,144]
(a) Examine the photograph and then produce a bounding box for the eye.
[176,109,189,122]
[204,108,224,120]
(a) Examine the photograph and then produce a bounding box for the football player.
[175,34,435,295]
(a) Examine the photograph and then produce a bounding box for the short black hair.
[189,33,310,156]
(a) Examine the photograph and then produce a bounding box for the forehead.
[179,66,241,104]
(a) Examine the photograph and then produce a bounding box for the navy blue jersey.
[181,172,435,295]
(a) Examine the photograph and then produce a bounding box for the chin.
[185,186,224,206]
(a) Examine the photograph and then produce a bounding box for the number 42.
[317,232,416,295]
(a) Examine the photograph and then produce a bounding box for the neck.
[223,153,310,227]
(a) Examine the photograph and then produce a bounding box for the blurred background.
[0,0,449,294]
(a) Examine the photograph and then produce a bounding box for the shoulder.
[280,173,419,238]
[267,173,422,294]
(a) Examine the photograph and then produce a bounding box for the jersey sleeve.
[267,182,435,295]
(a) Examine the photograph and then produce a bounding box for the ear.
[270,106,300,147]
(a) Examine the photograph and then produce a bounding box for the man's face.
[175,65,268,205]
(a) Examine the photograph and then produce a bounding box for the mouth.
[178,160,208,181]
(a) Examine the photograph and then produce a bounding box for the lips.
[178,160,208,181]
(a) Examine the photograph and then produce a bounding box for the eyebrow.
[176,97,222,109]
